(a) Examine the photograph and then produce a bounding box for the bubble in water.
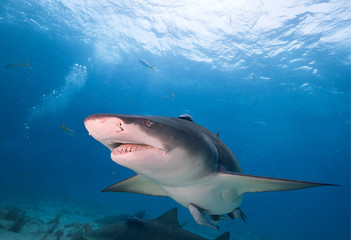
[26,64,87,125]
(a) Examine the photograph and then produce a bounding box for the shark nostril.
[116,122,124,132]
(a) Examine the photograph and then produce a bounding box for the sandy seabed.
[0,200,102,240]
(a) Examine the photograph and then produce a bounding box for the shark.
[84,113,336,230]
[95,210,146,226]
[86,208,229,240]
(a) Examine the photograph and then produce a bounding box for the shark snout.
[84,114,125,139]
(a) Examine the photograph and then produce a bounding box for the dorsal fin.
[178,114,193,122]
[214,232,230,240]
[154,208,180,228]
[125,217,145,225]
[216,130,219,137]
[134,210,146,219]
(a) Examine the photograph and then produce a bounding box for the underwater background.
[0,0,350,239]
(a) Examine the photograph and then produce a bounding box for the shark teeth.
[112,144,154,155]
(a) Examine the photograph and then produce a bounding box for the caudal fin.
[60,122,66,129]
[24,61,31,67]
[219,172,338,196]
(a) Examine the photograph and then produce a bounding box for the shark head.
[84,114,217,185]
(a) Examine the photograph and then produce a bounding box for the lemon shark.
[84,113,336,230]
[86,208,230,240]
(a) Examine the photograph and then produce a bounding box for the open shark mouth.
[112,143,160,156]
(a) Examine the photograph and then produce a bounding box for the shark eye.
[145,120,153,128]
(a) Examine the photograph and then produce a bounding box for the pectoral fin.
[102,174,168,196]
[219,172,337,198]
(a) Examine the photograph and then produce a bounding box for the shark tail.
[218,172,338,202]
[151,66,155,71]
[60,122,66,129]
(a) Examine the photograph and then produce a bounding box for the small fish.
[139,59,155,71]
[193,80,200,89]
[40,233,49,240]
[125,94,131,103]
[163,93,176,101]
[59,122,76,135]
[5,61,31,68]
[253,121,267,127]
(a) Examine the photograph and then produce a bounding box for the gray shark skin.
[95,210,146,226]
[84,114,337,229]
[86,208,229,240]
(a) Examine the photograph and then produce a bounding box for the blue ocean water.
[0,0,350,239]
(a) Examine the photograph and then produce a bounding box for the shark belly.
[161,175,244,215]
